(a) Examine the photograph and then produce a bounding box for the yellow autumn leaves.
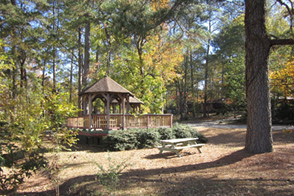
[143,33,184,81]
[270,58,294,97]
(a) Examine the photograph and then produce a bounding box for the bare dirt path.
[185,118,290,131]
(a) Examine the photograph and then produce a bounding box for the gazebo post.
[106,93,110,130]
[119,102,122,113]
[88,94,95,130]
[117,94,126,130]
[126,101,130,114]
[82,95,88,128]
[82,95,87,116]
[102,93,113,130]
[113,104,117,113]
[88,96,92,129]
[122,95,126,130]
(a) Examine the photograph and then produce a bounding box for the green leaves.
[0,41,13,95]
[0,80,79,193]
[90,151,133,194]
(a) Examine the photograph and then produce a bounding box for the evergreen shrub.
[103,130,138,151]
[157,127,174,140]
[136,128,160,149]
[172,123,208,143]
[172,123,192,138]
[103,123,208,151]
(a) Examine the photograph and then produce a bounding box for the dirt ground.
[14,126,294,196]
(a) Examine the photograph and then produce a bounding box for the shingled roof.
[112,95,144,104]
[129,96,144,104]
[80,76,134,96]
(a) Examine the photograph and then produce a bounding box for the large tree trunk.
[245,0,273,153]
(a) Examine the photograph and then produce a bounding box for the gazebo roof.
[112,96,144,104]
[129,96,144,104]
[80,76,134,96]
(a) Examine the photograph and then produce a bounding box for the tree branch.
[148,0,189,31]
[270,38,294,46]
[276,0,294,34]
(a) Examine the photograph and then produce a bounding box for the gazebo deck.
[67,114,173,135]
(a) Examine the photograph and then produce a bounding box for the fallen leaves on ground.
[16,128,294,196]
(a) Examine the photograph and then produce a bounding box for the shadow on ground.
[10,127,294,196]
[12,149,256,196]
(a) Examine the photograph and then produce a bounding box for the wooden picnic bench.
[157,138,205,157]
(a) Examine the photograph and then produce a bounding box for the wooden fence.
[67,114,173,130]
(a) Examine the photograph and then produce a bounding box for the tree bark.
[204,8,212,118]
[190,51,196,118]
[52,0,56,91]
[245,0,273,153]
[20,54,26,88]
[204,39,210,118]
[78,28,83,110]
[42,60,46,88]
[104,23,111,75]
[69,49,73,102]
[183,55,188,119]
[83,21,90,86]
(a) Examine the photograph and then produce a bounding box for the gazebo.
[67,76,173,136]
[79,75,134,130]
[111,95,144,114]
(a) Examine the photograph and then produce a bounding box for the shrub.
[172,123,192,138]
[103,130,138,151]
[172,123,208,143]
[103,124,208,151]
[157,127,174,140]
[189,129,208,143]
[136,128,160,149]
[91,151,132,194]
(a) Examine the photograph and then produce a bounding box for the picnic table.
[157,138,205,157]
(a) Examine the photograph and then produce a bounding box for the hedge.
[102,123,208,151]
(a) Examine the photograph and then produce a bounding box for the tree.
[0,0,48,95]
[245,0,294,153]
[213,14,246,114]
[85,0,191,113]
[0,1,82,192]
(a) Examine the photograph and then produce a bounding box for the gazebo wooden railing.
[67,114,173,130]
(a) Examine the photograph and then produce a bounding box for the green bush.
[136,128,160,149]
[189,129,208,143]
[172,123,208,143]
[172,123,192,138]
[91,151,132,194]
[157,127,174,140]
[103,130,138,151]
[103,124,208,151]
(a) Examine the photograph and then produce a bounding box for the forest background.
[1,0,294,192]
[2,0,294,119]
